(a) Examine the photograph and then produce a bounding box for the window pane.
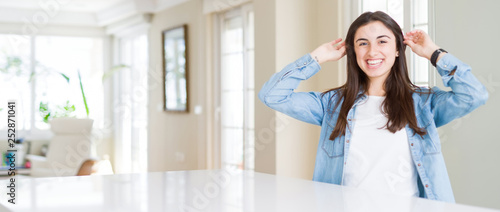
[413,0,428,25]
[363,0,387,13]
[223,17,243,54]
[245,129,255,170]
[412,25,429,86]
[222,128,243,168]
[362,0,404,28]
[34,36,103,129]
[413,55,429,86]
[387,0,404,28]
[222,90,243,128]
[116,34,149,173]
[0,34,32,130]
[131,35,149,173]
[222,53,244,91]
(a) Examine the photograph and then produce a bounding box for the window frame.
[213,3,254,170]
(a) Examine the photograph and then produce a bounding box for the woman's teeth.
[367,59,382,66]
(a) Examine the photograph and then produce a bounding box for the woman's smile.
[366,58,384,69]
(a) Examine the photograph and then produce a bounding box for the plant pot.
[49,117,93,134]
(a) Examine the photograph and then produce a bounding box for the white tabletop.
[0,169,498,212]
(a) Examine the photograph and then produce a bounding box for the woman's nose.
[367,45,379,57]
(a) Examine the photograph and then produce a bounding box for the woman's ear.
[396,51,399,57]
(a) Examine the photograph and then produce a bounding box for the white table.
[0,169,498,212]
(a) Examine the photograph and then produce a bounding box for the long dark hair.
[324,11,426,140]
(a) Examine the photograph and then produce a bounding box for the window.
[0,34,31,131]
[113,33,149,173]
[216,5,255,170]
[361,0,431,86]
[0,35,104,136]
[34,36,104,129]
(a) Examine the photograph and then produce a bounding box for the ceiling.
[0,0,189,28]
[0,0,127,13]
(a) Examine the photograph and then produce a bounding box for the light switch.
[194,105,202,114]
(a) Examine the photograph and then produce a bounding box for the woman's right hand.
[310,38,346,64]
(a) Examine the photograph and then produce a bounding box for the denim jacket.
[258,53,488,203]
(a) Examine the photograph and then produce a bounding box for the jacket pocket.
[321,125,345,158]
[417,111,441,154]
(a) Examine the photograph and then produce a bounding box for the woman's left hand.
[403,30,441,60]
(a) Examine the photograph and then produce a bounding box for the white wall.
[254,0,342,179]
[276,0,344,179]
[254,0,278,174]
[274,0,320,180]
[434,0,500,209]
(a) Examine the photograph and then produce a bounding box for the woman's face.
[353,21,398,82]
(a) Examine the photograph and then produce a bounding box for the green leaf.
[78,70,89,117]
[39,102,49,112]
[43,112,51,123]
[61,100,75,115]
[39,102,50,123]
[58,72,70,83]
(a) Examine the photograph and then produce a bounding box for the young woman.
[258,11,488,202]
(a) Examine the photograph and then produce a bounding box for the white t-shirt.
[343,96,419,197]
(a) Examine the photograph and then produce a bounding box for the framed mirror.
[162,24,189,112]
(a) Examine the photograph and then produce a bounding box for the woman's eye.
[359,42,368,46]
[379,40,388,44]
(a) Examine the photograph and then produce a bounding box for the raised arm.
[404,30,488,127]
[258,39,346,126]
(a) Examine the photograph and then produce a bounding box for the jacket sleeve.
[430,53,489,127]
[258,54,326,126]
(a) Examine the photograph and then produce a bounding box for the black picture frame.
[162,24,189,112]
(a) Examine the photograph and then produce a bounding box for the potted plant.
[38,70,90,123]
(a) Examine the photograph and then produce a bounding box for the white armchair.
[27,118,94,177]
